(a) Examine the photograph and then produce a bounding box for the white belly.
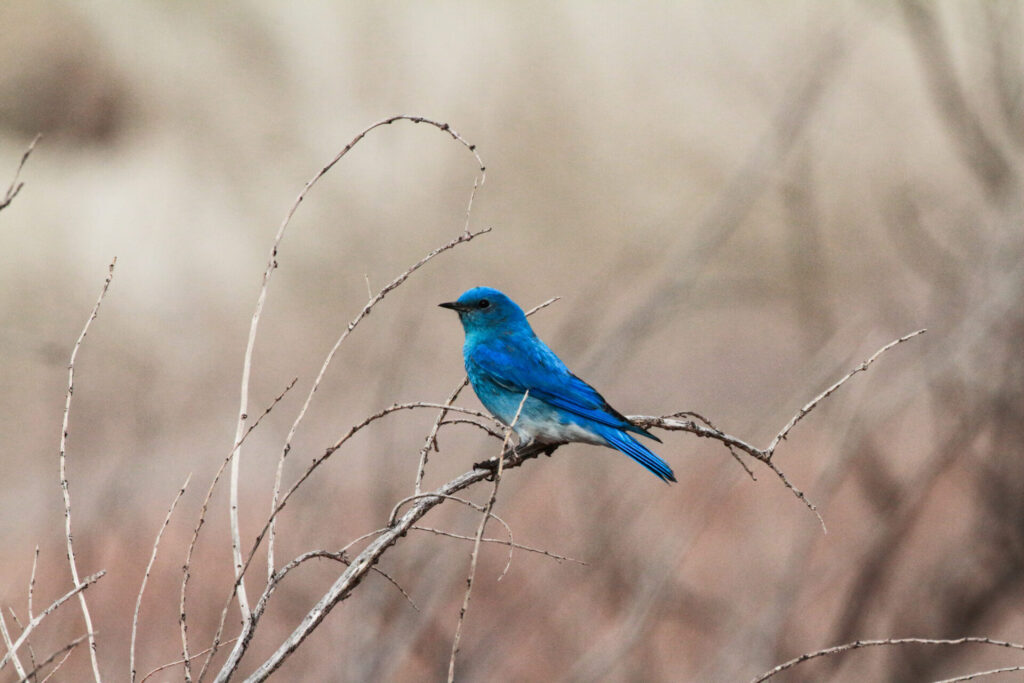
[512,412,607,446]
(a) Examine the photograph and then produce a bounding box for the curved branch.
[230,114,485,627]
[751,636,1024,682]
[218,328,928,679]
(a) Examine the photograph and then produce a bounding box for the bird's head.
[439,286,529,335]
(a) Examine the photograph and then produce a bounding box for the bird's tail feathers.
[601,428,676,483]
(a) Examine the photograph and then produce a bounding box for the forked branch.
[213,328,925,680]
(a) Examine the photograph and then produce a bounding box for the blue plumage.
[440,286,676,483]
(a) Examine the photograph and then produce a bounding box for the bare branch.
[229,116,485,632]
[27,545,38,622]
[0,134,40,213]
[751,636,1024,682]
[439,418,505,439]
[765,329,927,454]
[389,492,488,527]
[412,526,585,565]
[933,665,1024,683]
[227,399,501,593]
[271,550,418,612]
[59,257,116,683]
[5,609,36,678]
[37,640,76,683]
[202,394,500,680]
[131,474,191,683]
[267,226,491,580]
[1,571,105,670]
[451,390,525,682]
[181,377,296,682]
[0,611,27,679]
[227,317,917,683]
[634,329,926,529]
[763,459,825,532]
[226,437,555,682]
[16,632,92,683]
[414,378,470,494]
[139,639,237,683]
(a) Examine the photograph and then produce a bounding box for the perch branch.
[215,325,924,679]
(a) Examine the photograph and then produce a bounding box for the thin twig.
[241,401,500,586]
[203,402,497,679]
[633,329,927,529]
[37,641,75,683]
[413,526,585,565]
[765,329,927,454]
[414,378,470,494]
[273,550,418,612]
[750,636,1024,682]
[229,436,549,682]
[266,226,491,580]
[447,391,528,682]
[131,474,192,683]
[0,611,27,679]
[933,665,1024,683]
[0,571,104,670]
[230,327,922,681]
[228,117,484,634]
[6,609,36,677]
[389,492,485,525]
[439,418,505,439]
[59,258,116,683]
[16,632,92,683]
[250,528,389,621]
[139,639,238,683]
[0,134,40,212]
[182,378,297,683]
[764,459,825,532]
[199,524,391,682]
[27,545,38,622]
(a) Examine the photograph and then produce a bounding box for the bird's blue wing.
[467,337,661,442]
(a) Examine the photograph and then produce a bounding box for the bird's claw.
[473,457,499,480]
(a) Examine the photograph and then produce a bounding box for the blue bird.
[440,286,676,483]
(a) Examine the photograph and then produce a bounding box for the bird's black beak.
[439,301,469,312]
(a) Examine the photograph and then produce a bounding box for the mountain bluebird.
[440,286,676,482]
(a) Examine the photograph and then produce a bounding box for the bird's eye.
[478,299,491,309]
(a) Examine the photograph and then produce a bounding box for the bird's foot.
[473,457,499,480]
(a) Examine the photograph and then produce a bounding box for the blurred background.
[1,1,1023,681]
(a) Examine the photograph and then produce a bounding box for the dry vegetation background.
[2,1,1024,681]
